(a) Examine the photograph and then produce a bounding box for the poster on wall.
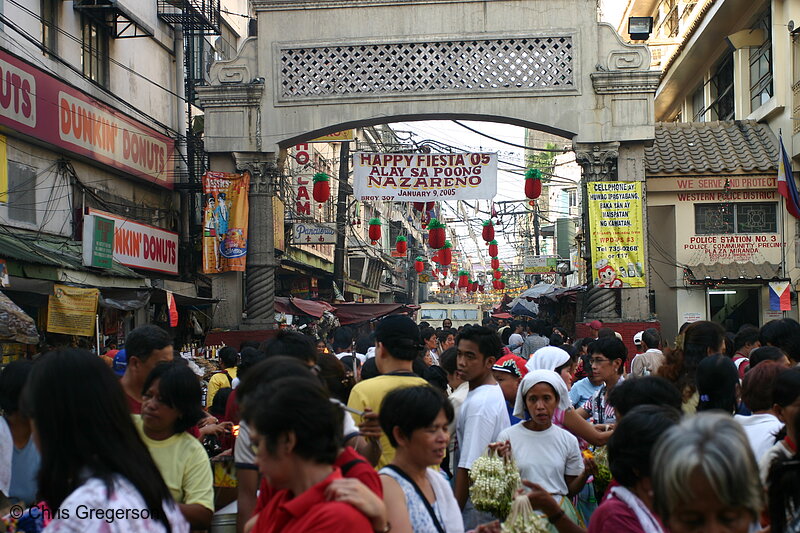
[46,284,99,336]
[587,181,646,288]
[352,152,497,202]
[202,171,250,273]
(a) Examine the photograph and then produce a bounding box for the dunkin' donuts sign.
[0,50,173,188]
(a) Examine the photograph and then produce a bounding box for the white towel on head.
[525,346,570,373]
[513,369,571,419]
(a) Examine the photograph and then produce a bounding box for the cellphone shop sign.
[0,50,174,189]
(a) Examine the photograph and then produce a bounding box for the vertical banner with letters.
[47,284,99,336]
[202,171,250,273]
[587,181,646,288]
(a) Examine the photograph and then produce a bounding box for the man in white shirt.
[454,325,510,529]
[630,328,665,377]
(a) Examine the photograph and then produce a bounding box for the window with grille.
[81,16,109,87]
[708,52,734,120]
[695,203,777,235]
[8,161,37,224]
[750,10,773,112]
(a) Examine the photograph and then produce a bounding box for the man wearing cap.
[347,315,428,469]
[588,320,602,339]
[630,328,665,377]
[627,330,645,374]
[492,354,528,425]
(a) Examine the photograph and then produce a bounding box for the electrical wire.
[452,120,568,152]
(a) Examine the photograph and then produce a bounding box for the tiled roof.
[685,261,784,283]
[645,120,778,175]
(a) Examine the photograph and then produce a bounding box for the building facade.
[0,0,251,357]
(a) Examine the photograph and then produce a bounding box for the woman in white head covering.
[523,346,613,448]
[497,370,588,530]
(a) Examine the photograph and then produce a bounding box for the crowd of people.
[1,314,799,532]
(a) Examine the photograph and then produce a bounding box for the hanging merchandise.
[494,270,503,280]
[438,241,453,267]
[415,256,425,274]
[368,218,382,245]
[458,270,469,288]
[312,172,331,204]
[524,168,543,203]
[488,240,499,257]
[395,235,407,255]
[482,220,495,242]
[478,283,485,293]
[428,218,446,249]
[491,256,500,270]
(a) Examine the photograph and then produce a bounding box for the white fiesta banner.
[352,152,497,202]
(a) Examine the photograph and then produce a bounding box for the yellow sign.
[46,284,99,336]
[310,130,354,142]
[587,181,646,288]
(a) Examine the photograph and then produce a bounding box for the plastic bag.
[501,493,550,533]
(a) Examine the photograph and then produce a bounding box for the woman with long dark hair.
[23,349,186,532]
[657,320,725,414]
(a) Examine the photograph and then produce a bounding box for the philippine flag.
[778,135,800,219]
[769,281,791,311]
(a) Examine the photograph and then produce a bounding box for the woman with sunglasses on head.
[22,349,187,532]
[136,361,214,530]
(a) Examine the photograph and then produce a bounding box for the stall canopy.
[0,292,39,344]
[335,303,420,325]
[275,297,335,318]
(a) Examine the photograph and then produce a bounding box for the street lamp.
[628,17,654,41]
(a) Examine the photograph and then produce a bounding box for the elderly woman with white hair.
[526,346,614,447]
[651,412,764,533]
[495,369,590,530]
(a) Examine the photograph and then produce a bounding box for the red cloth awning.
[492,312,513,319]
[335,303,420,325]
[274,297,335,318]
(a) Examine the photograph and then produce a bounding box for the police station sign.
[352,152,497,202]
[0,50,174,188]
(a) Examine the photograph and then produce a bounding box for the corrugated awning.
[685,262,786,284]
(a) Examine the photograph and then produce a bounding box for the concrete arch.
[278,113,574,148]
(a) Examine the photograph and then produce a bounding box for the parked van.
[417,304,483,329]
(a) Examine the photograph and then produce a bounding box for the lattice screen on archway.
[278,37,574,99]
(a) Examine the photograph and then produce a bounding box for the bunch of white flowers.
[469,450,521,520]
[501,494,551,533]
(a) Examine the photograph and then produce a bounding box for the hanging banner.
[202,171,250,273]
[587,181,646,288]
[352,152,497,202]
[166,290,179,327]
[524,256,558,275]
[46,284,99,336]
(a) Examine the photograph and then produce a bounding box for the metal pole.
[333,142,350,295]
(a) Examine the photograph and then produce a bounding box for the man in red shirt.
[242,377,382,533]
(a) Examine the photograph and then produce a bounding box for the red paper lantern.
[492,279,500,290]
[438,241,452,267]
[414,256,425,274]
[482,220,494,242]
[525,168,542,201]
[499,278,506,290]
[428,218,446,249]
[493,270,502,280]
[491,257,500,270]
[312,172,331,204]
[478,284,485,293]
[470,281,478,293]
[368,218,382,245]
[395,235,407,255]
[488,240,498,257]
[449,281,456,289]
[458,270,469,288]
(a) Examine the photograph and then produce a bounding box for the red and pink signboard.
[0,49,174,188]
